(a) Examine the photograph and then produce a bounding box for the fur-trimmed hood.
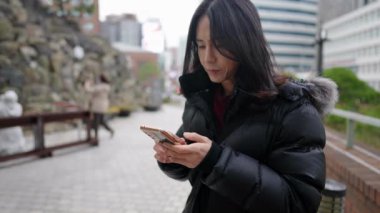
[279,78,339,116]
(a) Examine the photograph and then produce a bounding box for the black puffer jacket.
[158,71,338,213]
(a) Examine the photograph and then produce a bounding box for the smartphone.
[140,126,179,144]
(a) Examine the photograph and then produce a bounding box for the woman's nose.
[205,46,216,63]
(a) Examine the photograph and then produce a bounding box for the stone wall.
[0,0,136,113]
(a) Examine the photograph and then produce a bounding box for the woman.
[153,0,338,212]
[85,74,114,139]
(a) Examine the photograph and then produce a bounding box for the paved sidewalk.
[0,103,191,213]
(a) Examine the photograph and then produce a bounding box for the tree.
[323,67,380,149]
[51,0,95,19]
[137,62,160,84]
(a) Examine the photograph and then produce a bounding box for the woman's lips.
[208,69,220,74]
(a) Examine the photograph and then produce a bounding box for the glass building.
[252,0,319,73]
[323,1,380,91]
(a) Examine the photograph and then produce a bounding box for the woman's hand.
[153,134,186,163]
[153,132,212,168]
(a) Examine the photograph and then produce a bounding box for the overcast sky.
[98,0,200,47]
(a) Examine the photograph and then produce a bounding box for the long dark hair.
[183,0,286,97]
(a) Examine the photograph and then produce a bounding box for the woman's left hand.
[161,132,212,168]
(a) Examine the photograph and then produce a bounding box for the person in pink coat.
[85,74,114,139]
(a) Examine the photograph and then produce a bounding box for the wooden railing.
[0,111,98,162]
[330,109,380,148]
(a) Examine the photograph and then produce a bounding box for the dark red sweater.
[213,87,231,133]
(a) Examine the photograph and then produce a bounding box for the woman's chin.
[209,78,222,83]
[208,75,222,83]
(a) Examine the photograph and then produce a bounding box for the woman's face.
[196,16,239,85]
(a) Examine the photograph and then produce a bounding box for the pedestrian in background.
[152,0,338,212]
[85,74,114,139]
[0,90,26,155]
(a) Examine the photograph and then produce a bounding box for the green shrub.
[323,67,380,110]
[323,67,380,149]
[138,62,160,82]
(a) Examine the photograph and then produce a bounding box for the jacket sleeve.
[198,103,326,213]
[157,124,191,181]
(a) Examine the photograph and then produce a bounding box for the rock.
[10,0,23,9]
[102,55,116,68]
[0,67,23,88]
[73,45,85,60]
[72,63,83,78]
[0,2,14,21]
[83,59,101,74]
[0,18,14,41]
[33,43,53,56]
[10,0,28,24]
[78,34,104,55]
[26,24,46,44]
[0,42,19,57]
[0,55,11,66]
[29,61,38,69]
[14,27,28,43]
[37,55,50,70]
[20,45,38,60]
[51,52,65,73]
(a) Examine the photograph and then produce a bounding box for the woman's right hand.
[153,137,186,163]
[153,142,170,163]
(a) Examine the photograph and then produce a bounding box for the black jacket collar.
[179,70,213,98]
[179,71,274,113]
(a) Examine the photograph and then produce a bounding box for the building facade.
[323,0,380,91]
[100,14,142,47]
[319,0,378,24]
[252,0,319,73]
[319,0,358,24]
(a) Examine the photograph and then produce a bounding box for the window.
[71,10,80,17]
[82,22,94,31]
[41,0,53,5]
[83,12,92,18]
[71,0,80,6]
[83,0,94,5]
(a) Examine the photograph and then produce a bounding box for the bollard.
[318,179,347,213]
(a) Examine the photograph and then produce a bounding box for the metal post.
[34,116,52,157]
[34,116,45,150]
[316,29,328,76]
[346,119,356,149]
[318,179,347,213]
[317,39,324,76]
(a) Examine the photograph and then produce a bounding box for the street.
[0,102,191,213]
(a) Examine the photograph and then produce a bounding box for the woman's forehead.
[196,16,211,40]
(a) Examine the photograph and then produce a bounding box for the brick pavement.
[0,102,191,213]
